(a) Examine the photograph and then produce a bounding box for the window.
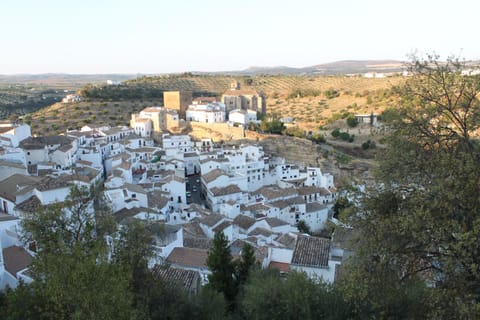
[131,194,136,198]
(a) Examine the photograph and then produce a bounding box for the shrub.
[285,126,305,138]
[339,132,350,141]
[331,128,341,138]
[346,116,359,127]
[362,140,376,150]
[324,89,339,99]
[310,133,326,144]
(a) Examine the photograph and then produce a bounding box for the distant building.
[192,97,217,104]
[354,113,379,126]
[163,91,192,120]
[363,72,385,78]
[106,80,121,85]
[228,109,257,127]
[62,94,81,103]
[222,82,265,116]
[130,107,180,134]
[186,100,226,123]
[0,122,31,148]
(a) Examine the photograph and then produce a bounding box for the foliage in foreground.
[344,54,480,318]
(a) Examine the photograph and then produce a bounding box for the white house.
[0,204,35,284]
[62,94,81,103]
[0,174,41,216]
[275,164,301,181]
[0,123,31,148]
[186,102,226,123]
[184,152,200,176]
[199,157,229,176]
[158,170,186,208]
[198,213,227,239]
[305,167,334,190]
[219,200,241,219]
[104,183,148,213]
[206,184,246,213]
[266,246,294,275]
[0,160,27,182]
[228,109,257,127]
[20,135,77,168]
[162,134,192,156]
[0,244,33,290]
[132,118,153,137]
[290,235,340,284]
[151,223,184,261]
[166,247,211,284]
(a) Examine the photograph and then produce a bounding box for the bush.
[347,116,359,127]
[339,132,350,141]
[331,128,341,138]
[285,126,305,138]
[362,140,376,150]
[324,89,340,99]
[332,129,355,142]
[310,133,326,144]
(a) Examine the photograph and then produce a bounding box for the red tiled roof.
[269,261,290,273]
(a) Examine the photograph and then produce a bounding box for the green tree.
[247,121,258,131]
[347,54,480,318]
[331,128,340,138]
[11,186,138,319]
[284,126,304,138]
[310,132,326,144]
[240,270,351,320]
[235,243,258,287]
[206,232,237,303]
[296,220,311,234]
[190,287,229,320]
[113,219,156,314]
[346,115,359,127]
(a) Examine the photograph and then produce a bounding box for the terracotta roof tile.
[233,215,256,231]
[20,135,74,150]
[167,247,209,269]
[212,221,232,234]
[198,213,224,227]
[210,184,242,197]
[269,261,290,273]
[152,265,200,293]
[202,169,227,183]
[291,235,330,268]
[3,246,32,277]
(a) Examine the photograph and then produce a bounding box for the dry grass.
[27,75,404,136]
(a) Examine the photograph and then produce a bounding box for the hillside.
[228,59,404,75]
[0,74,141,120]
[27,74,401,136]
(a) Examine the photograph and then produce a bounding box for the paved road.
[186,174,205,206]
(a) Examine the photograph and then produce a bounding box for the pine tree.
[206,232,236,302]
[235,243,258,287]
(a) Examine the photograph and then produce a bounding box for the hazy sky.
[1,0,478,74]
